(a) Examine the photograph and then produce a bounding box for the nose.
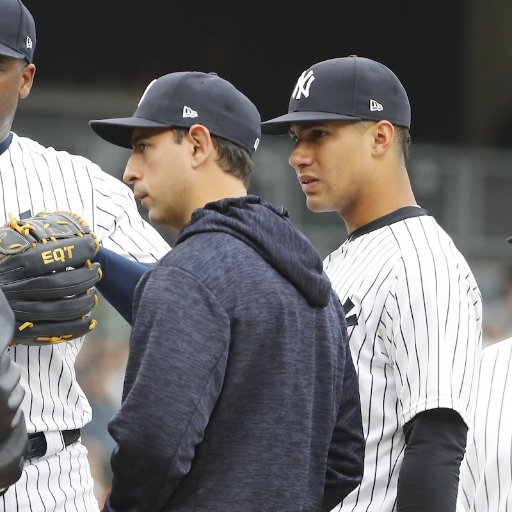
[123,154,140,184]
[289,142,312,172]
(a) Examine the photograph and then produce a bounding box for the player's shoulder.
[482,337,512,361]
[13,133,130,190]
[394,215,468,266]
[13,133,101,168]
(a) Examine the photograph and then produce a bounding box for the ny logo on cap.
[292,70,315,100]
[182,106,198,118]
[369,99,383,112]
[26,37,33,49]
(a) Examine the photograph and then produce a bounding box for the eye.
[134,142,148,152]
[288,132,298,143]
[312,129,327,138]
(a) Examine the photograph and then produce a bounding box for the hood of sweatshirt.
[175,195,332,307]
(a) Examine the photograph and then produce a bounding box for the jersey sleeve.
[90,169,170,263]
[104,265,231,512]
[387,241,482,428]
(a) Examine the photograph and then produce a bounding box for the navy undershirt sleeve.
[397,408,468,512]
[94,247,150,325]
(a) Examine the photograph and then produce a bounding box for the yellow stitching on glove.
[57,221,69,225]
[35,335,73,345]
[8,213,23,232]
[17,223,35,235]
[8,243,23,249]
[86,259,92,269]
[97,268,103,280]
[50,236,57,242]
[19,322,34,331]
[93,295,99,307]
[89,319,97,330]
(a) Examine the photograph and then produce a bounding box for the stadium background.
[14,0,512,504]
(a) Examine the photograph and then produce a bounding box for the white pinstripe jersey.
[0,133,170,511]
[324,208,482,512]
[458,337,512,512]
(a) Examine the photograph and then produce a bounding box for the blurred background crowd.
[15,0,512,505]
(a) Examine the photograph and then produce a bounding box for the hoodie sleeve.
[322,342,365,511]
[102,265,230,512]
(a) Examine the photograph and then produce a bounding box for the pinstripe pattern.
[1,442,98,512]
[458,337,512,512]
[324,212,482,512]
[0,133,170,511]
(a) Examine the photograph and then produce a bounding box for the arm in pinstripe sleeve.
[91,171,170,263]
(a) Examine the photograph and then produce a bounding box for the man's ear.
[369,120,395,157]
[187,124,214,168]
[19,63,36,99]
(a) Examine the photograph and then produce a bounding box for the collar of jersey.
[347,206,428,242]
[0,133,13,157]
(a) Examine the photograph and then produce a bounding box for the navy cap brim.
[261,111,363,135]
[89,117,172,148]
[0,43,25,60]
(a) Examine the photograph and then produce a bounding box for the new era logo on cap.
[370,99,383,112]
[183,106,198,118]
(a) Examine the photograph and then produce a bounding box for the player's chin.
[148,208,171,227]
[305,196,331,213]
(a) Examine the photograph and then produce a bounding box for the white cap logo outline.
[182,106,198,118]
[292,70,316,100]
[137,79,157,107]
[370,99,383,112]
[26,36,32,49]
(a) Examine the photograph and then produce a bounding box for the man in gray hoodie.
[90,71,364,512]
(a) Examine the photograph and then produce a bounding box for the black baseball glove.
[0,211,102,346]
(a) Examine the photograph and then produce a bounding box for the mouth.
[298,175,319,194]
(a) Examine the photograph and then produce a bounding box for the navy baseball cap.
[0,0,36,63]
[261,56,410,134]
[90,72,261,155]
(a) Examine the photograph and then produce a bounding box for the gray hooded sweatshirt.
[104,195,364,512]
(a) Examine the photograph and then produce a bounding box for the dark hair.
[394,126,411,160]
[172,128,253,187]
[359,121,411,160]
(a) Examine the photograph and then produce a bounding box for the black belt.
[25,429,81,459]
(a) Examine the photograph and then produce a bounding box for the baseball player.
[0,0,170,510]
[457,240,512,511]
[87,71,365,511]
[261,56,482,512]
